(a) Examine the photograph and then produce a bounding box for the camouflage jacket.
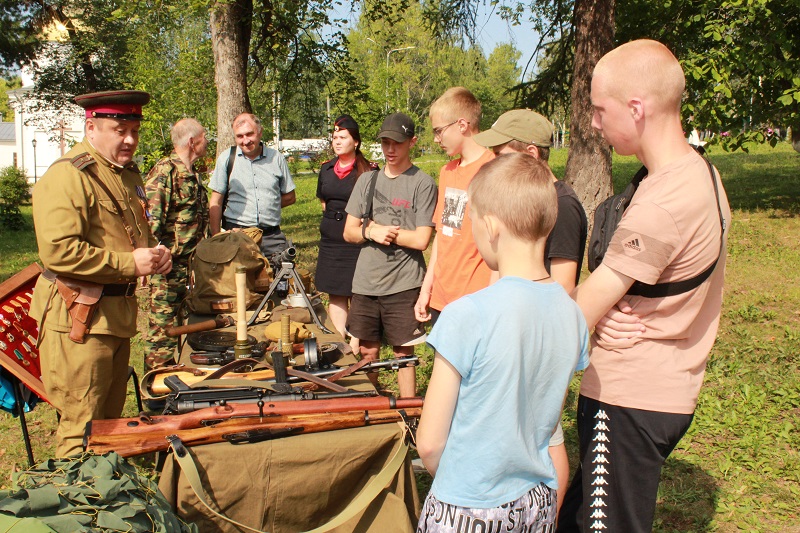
[145,151,209,262]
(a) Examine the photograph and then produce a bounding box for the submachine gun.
[159,355,419,414]
[248,243,333,334]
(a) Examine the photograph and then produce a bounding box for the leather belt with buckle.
[323,210,345,221]
[102,283,137,297]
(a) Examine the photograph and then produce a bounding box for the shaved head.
[593,39,685,114]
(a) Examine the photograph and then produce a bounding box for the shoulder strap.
[627,154,725,298]
[223,146,236,213]
[225,146,236,181]
[59,153,138,250]
[361,170,379,241]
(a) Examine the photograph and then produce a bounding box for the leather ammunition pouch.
[43,270,103,344]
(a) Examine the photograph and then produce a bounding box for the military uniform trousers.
[144,263,189,370]
[39,328,131,458]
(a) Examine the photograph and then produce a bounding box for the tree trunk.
[564,0,616,227]
[791,126,800,154]
[210,0,253,157]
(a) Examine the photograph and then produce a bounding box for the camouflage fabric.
[144,151,209,258]
[144,264,188,370]
[0,452,197,532]
[144,152,209,370]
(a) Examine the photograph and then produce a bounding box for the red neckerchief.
[333,157,355,179]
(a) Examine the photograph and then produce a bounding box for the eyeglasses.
[432,120,459,140]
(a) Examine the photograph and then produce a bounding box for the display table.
[158,423,419,533]
[157,304,420,532]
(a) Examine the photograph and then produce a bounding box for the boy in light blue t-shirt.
[416,153,590,532]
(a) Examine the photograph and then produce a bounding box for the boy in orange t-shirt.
[414,87,495,324]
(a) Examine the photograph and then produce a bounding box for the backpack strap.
[361,170,379,241]
[222,145,237,216]
[627,155,726,297]
[225,145,236,180]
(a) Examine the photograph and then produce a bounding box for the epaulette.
[70,152,96,170]
[128,162,141,174]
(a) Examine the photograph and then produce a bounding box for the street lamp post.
[385,46,415,112]
[31,138,38,183]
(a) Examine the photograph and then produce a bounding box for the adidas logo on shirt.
[623,238,642,251]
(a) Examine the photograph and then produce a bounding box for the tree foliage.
[0,76,22,121]
[344,0,521,151]
[0,1,46,77]
[124,3,217,167]
[616,0,800,151]
[0,165,31,230]
[496,0,800,152]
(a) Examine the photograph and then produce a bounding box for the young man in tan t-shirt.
[556,40,731,533]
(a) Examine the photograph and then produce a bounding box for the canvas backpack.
[186,229,271,315]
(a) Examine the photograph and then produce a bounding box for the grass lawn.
[0,141,798,531]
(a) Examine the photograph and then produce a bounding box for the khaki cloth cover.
[158,423,420,532]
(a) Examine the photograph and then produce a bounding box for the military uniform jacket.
[30,139,156,338]
[144,151,209,263]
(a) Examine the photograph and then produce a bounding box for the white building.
[4,69,84,183]
[0,122,15,168]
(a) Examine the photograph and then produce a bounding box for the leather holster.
[54,276,103,343]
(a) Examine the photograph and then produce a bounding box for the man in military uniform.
[143,118,209,370]
[30,90,172,457]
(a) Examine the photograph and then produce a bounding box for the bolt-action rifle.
[84,396,423,457]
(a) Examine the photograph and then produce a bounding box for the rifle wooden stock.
[165,315,235,337]
[86,407,422,457]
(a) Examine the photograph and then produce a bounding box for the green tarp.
[0,452,197,533]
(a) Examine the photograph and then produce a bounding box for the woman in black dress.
[316,115,378,349]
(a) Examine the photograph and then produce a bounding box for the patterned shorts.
[417,483,557,533]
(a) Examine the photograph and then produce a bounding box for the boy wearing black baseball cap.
[343,113,438,397]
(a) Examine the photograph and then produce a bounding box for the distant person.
[143,118,209,370]
[209,113,296,256]
[414,87,495,326]
[30,90,171,457]
[416,153,589,532]
[316,115,379,352]
[556,40,731,532]
[473,108,588,512]
[343,113,437,397]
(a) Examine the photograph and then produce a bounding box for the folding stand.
[248,260,333,333]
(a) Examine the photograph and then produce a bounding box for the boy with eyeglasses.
[414,87,495,326]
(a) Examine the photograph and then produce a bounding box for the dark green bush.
[0,166,31,231]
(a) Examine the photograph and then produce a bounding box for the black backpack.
[587,150,726,298]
